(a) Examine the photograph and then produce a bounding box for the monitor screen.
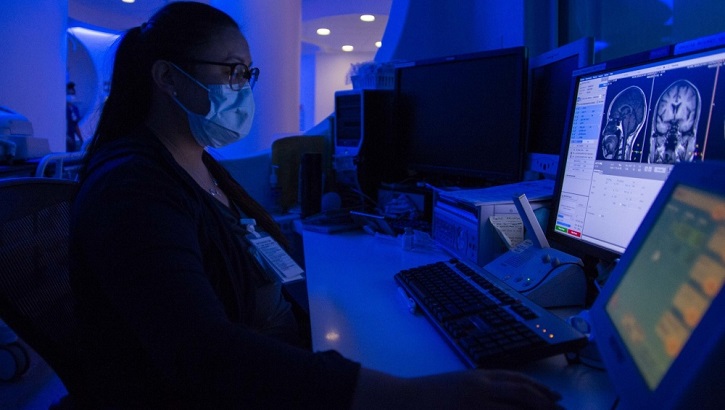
[335,92,363,150]
[527,37,594,167]
[590,161,725,409]
[395,47,528,186]
[606,183,724,390]
[547,44,725,261]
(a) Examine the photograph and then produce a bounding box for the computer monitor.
[589,161,725,409]
[547,44,725,262]
[333,89,398,204]
[395,47,528,187]
[527,37,594,175]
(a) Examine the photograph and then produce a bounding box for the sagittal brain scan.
[649,79,701,164]
[601,86,647,161]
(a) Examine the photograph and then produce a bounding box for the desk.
[303,229,616,410]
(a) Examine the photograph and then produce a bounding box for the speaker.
[299,152,322,218]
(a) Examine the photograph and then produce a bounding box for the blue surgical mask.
[170,63,255,148]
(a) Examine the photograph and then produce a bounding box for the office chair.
[0,177,84,404]
[35,151,85,180]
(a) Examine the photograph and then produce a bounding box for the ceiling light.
[341,45,354,52]
[316,28,331,36]
[375,41,382,48]
[360,15,375,22]
[122,0,135,3]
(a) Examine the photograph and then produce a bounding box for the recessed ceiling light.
[375,41,382,48]
[341,45,354,52]
[316,28,331,36]
[122,0,135,3]
[360,15,375,22]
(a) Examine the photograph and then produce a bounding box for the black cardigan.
[70,128,360,409]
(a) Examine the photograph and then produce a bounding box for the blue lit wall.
[377,0,527,63]
[0,0,67,152]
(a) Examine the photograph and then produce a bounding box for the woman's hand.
[352,368,562,410]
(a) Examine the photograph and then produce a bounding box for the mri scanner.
[0,106,50,162]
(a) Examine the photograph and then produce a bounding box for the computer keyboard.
[394,258,587,368]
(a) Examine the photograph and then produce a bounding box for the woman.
[70,2,562,408]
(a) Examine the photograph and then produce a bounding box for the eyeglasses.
[188,59,259,91]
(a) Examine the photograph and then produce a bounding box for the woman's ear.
[150,60,177,97]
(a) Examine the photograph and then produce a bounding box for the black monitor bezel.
[394,46,529,186]
[526,37,595,170]
[545,45,676,262]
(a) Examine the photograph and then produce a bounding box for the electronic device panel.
[547,44,725,262]
[527,37,594,175]
[589,161,725,409]
[395,47,528,186]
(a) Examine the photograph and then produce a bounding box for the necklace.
[208,176,220,197]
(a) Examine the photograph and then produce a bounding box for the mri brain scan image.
[649,79,701,164]
[601,86,647,161]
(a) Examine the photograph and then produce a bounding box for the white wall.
[299,51,315,133]
[1,0,67,152]
[211,0,302,159]
[312,51,376,125]
[376,0,525,63]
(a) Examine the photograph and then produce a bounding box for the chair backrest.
[35,151,85,180]
[0,177,83,394]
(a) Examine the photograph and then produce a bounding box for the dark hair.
[87,2,239,152]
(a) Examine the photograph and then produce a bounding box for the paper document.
[489,214,524,249]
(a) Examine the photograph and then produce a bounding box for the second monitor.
[395,46,529,188]
[526,37,595,176]
[548,41,725,265]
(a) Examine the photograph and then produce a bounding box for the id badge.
[244,220,304,283]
